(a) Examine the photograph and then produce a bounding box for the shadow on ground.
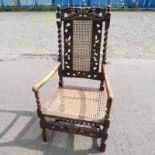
[0,109,102,155]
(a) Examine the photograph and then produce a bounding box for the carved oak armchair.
[32,6,113,152]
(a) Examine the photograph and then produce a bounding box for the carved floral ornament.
[56,6,111,21]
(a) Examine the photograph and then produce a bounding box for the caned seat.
[42,87,107,124]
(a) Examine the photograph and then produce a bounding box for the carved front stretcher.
[32,6,113,152]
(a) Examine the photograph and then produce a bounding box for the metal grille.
[73,20,92,72]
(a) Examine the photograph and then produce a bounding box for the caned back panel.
[73,20,92,72]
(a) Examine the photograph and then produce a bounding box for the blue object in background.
[36,0,52,6]
[20,0,36,6]
[118,0,127,8]
[53,0,91,7]
[111,0,119,7]
[0,0,155,8]
[53,0,70,6]
[72,0,88,6]
[0,0,2,6]
[150,0,155,7]
[2,0,17,6]
[90,0,127,8]
[128,0,154,8]
[128,0,139,7]
[90,0,107,6]
[143,0,155,8]
[128,0,134,7]
[138,0,144,7]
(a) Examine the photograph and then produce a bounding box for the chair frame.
[32,6,113,152]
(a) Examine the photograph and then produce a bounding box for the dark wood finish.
[32,6,113,152]
[57,6,111,82]
[57,8,63,87]
[100,5,111,91]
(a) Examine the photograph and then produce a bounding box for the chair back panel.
[57,7,111,81]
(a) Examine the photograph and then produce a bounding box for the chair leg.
[100,119,110,152]
[40,118,48,142]
[42,128,47,142]
[100,130,108,152]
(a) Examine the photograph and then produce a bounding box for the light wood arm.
[32,62,61,92]
[103,64,113,119]
[103,64,113,100]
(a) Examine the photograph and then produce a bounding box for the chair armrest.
[102,64,113,119]
[103,64,113,101]
[32,62,61,92]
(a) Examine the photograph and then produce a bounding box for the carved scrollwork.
[64,20,72,70]
[91,21,103,73]
[62,70,101,80]
[45,119,103,138]
[61,7,107,20]
[56,7,110,81]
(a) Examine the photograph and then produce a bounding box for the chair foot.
[42,129,47,142]
[99,119,110,152]
[100,143,106,152]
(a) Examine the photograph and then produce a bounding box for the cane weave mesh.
[42,87,107,123]
[73,20,92,72]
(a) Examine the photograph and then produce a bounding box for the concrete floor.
[0,56,155,155]
[0,12,155,155]
[0,11,155,59]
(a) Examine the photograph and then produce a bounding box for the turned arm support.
[32,62,61,92]
[103,64,113,119]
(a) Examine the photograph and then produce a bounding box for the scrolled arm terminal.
[32,63,61,92]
